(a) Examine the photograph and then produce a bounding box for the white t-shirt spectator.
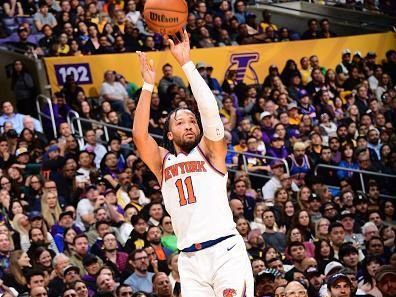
[126,11,141,25]
[76,198,94,231]
[99,81,128,102]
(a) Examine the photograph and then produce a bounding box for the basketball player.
[133,30,253,297]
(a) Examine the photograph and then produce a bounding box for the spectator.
[34,2,57,32]
[124,249,154,293]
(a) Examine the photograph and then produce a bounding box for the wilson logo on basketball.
[149,12,178,23]
[223,288,237,297]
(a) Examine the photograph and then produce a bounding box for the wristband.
[142,82,154,93]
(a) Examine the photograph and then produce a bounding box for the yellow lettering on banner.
[43,32,396,97]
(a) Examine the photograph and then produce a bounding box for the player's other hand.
[166,29,191,66]
[136,51,156,85]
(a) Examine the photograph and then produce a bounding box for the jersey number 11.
[175,176,197,206]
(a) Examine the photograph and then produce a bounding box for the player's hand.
[136,51,155,85]
[166,29,191,66]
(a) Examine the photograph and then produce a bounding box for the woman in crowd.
[32,246,55,274]
[250,202,266,233]
[337,142,359,180]
[41,191,62,228]
[12,213,31,251]
[292,210,314,242]
[236,216,251,245]
[285,227,315,259]
[315,217,331,241]
[297,186,311,210]
[358,255,383,297]
[2,250,31,293]
[25,175,44,212]
[314,239,336,274]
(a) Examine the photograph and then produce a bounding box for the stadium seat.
[2,17,18,35]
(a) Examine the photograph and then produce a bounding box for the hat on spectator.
[83,254,99,267]
[366,51,377,58]
[16,147,29,157]
[29,211,43,221]
[289,129,301,138]
[59,211,74,221]
[305,267,321,278]
[340,210,354,220]
[86,184,97,191]
[327,273,352,289]
[63,265,80,276]
[104,188,115,196]
[97,176,106,186]
[353,51,362,58]
[196,62,206,69]
[308,193,320,202]
[246,12,256,18]
[17,26,28,33]
[375,265,396,282]
[342,49,351,56]
[353,192,368,205]
[324,261,343,277]
[298,89,309,99]
[269,65,278,70]
[270,133,282,142]
[270,160,284,169]
[260,111,272,120]
[206,64,214,70]
[256,268,281,283]
[47,144,60,153]
[287,102,298,111]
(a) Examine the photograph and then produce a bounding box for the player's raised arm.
[168,30,227,171]
[132,51,167,182]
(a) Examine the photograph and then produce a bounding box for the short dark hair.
[287,241,305,254]
[366,236,383,249]
[26,268,45,284]
[116,284,132,297]
[73,233,88,245]
[130,248,146,261]
[339,243,358,261]
[328,222,344,234]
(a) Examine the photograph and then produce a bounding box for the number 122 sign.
[54,63,93,85]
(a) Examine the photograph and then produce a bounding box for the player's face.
[168,110,201,153]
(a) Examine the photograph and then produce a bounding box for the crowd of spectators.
[2,0,392,58]
[0,1,396,297]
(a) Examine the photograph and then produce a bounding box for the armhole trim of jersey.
[197,145,226,177]
[160,151,171,188]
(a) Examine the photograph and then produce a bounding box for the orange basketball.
[143,0,188,35]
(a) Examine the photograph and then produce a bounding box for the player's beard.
[174,134,201,154]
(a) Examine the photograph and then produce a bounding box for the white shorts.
[178,234,254,297]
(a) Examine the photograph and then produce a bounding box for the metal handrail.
[36,95,57,139]
[67,110,84,147]
[70,117,289,180]
[314,163,396,195]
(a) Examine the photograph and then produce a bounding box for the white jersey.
[161,145,237,250]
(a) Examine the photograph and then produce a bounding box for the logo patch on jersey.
[164,161,207,181]
[223,288,237,297]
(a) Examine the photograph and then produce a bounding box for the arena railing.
[69,116,290,183]
[314,163,396,199]
[36,95,57,139]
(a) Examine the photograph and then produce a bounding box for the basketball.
[143,0,188,35]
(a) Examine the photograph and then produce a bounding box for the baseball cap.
[353,51,362,58]
[256,268,281,283]
[367,51,377,58]
[324,261,343,277]
[59,211,74,221]
[298,89,309,99]
[375,265,396,282]
[196,62,206,69]
[260,111,272,120]
[16,147,29,157]
[47,144,60,153]
[342,49,351,55]
[327,273,352,289]
[270,160,284,169]
[340,210,354,220]
[86,184,97,192]
[104,188,115,196]
[28,211,43,221]
[305,267,321,278]
[17,26,28,33]
[308,193,320,202]
[63,265,80,276]
[287,102,298,111]
[289,129,301,138]
[353,192,368,205]
[270,133,282,142]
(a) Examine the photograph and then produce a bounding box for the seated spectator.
[99,70,129,112]
[0,101,42,134]
[34,2,57,32]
